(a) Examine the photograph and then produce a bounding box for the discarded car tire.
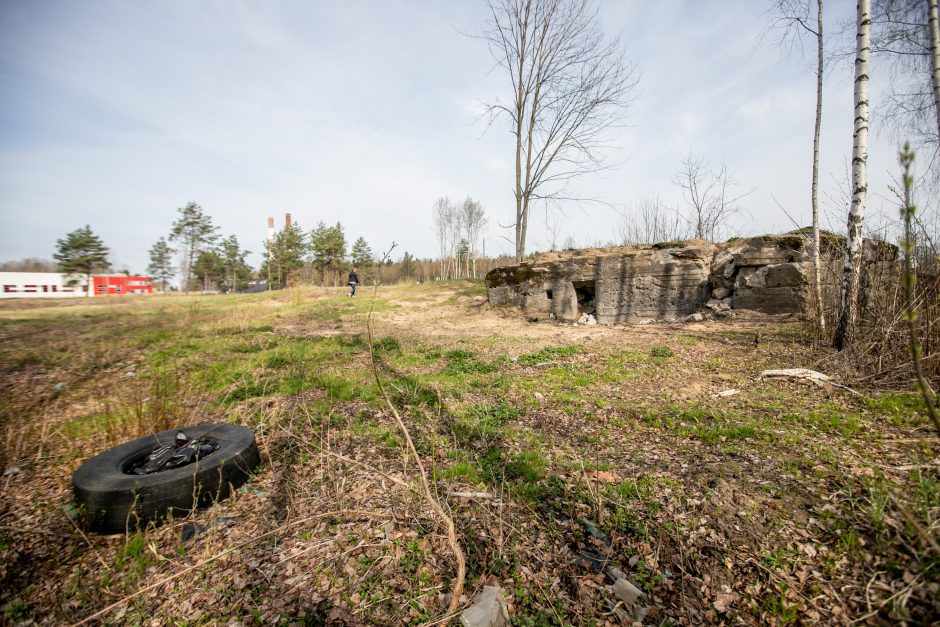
[72,423,260,534]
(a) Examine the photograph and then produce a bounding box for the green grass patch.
[782,404,863,437]
[114,533,157,587]
[516,345,580,367]
[690,423,758,444]
[642,404,770,444]
[62,413,119,440]
[451,402,520,449]
[867,392,931,427]
[442,349,500,375]
[649,345,673,359]
[614,476,656,500]
[440,461,484,484]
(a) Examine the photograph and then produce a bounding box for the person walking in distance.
[348,267,359,297]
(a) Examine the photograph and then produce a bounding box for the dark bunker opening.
[573,281,596,314]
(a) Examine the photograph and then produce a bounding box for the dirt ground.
[0,283,937,625]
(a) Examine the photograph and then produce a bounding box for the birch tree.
[834,0,872,351]
[460,197,487,278]
[481,0,639,261]
[432,197,453,279]
[767,0,827,331]
[449,204,464,278]
[930,0,940,143]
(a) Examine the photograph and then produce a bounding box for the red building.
[92,275,154,296]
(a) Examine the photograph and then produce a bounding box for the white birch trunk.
[812,0,825,331]
[514,40,527,262]
[929,0,940,145]
[834,0,871,350]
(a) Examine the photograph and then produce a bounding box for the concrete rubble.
[459,585,509,627]
[486,231,896,324]
[605,566,650,624]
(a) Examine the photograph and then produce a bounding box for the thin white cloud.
[0,0,916,271]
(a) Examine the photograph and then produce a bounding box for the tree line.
[145,202,252,293]
[258,219,374,290]
[27,200,502,294]
[151,202,391,292]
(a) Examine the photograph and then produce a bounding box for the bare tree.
[672,152,752,242]
[449,203,465,279]
[434,197,488,279]
[864,0,940,177]
[481,0,639,261]
[767,0,827,332]
[834,0,872,351]
[617,195,688,245]
[432,197,453,279]
[460,197,488,278]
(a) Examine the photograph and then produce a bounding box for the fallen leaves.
[586,470,621,483]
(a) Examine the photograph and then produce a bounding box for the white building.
[0,272,90,298]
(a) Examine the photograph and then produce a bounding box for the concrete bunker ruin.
[485,231,896,323]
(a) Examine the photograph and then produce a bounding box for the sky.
[0,0,914,274]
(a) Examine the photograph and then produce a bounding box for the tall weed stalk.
[898,143,940,436]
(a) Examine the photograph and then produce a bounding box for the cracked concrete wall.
[486,243,715,322]
[593,246,713,323]
[485,231,897,323]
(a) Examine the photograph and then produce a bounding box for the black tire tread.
[72,423,260,534]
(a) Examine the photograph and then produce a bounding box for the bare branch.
[672,150,754,242]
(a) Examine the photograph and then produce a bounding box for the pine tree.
[310,222,347,284]
[147,237,175,292]
[219,235,251,293]
[192,249,225,292]
[350,236,374,269]
[170,202,218,292]
[455,239,470,279]
[54,225,110,294]
[260,223,306,289]
[400,251,416,280]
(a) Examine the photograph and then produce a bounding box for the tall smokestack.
[267,217,274,245]
[285,213,292,228]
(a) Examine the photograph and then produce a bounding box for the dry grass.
[0,283,937,625]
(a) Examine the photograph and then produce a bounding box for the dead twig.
[759,367,864,397]
[890,493,940,554]
[849,573,921,624]
[62,507,110,571]
[70,509,388,627]
[447,491,496,499]
[745,556,816,607]
[365,243,466,619]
